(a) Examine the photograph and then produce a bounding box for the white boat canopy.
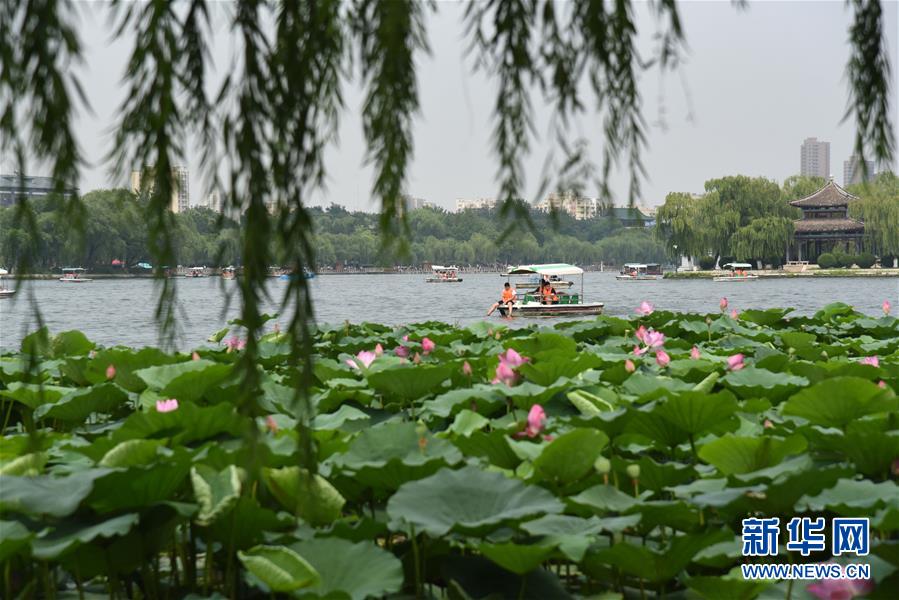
[622,263,648,269]
[723,262,753,269]
[0,268,7,275]
[506,263,584,276]
[431,265,458,272]
[62,267,86,272]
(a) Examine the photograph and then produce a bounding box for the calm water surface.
[1,273,897,350]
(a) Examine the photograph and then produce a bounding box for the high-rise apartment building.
[843,155,875,186]
[130,165,190,213]
[455,197,497,212]
[800,137,830,178]
[535,190,599,220]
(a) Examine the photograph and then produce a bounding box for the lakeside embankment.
[665,268,899,279]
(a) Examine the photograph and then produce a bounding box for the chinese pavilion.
[787,179,864,262]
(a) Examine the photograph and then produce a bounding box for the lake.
[2,272,897,350]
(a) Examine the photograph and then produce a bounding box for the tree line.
[0,189,667,271]
[654,172,899,266]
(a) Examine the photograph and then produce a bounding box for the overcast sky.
[18,0,899,211]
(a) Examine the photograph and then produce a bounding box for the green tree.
[730,217,795,264]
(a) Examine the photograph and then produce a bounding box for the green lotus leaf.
[797,479,899,515]
[684,574,771,600]
[439,554,572,599]
[625,403,691,448]
[87,461,191,513]
[311,405,370,431]
[86,347,179,390]
[518,353,603,386]
[238,545,320,592]
[698,434,807,475]
[569,485,643,514]
[0,383,74,410]
[386,466,562,536]
[111,401,242,446]
[262,466,345,526]
[520,514,604,537]
[0,451,48,476]
[505,332,577,360]
[365,363,452,400]
[532,428,608,485]
[738,308,792,326]
[782,377,898,428]
[841,430,899,477]
[612,455,694,493]
[289,538,403,600]
[191,464,242,526]
[722,367,808,400]
[31,513,139,560]
[626,500,700,533]
[99,439,164,468]
[622,373,692,396]
[0,520,33,563]
[49,330,95,358]
[449,409,490,436]
[0,469,111,517]
[451,429,521,470]
[34,383,129,422]
[208,496,293,551]
[654,390,738,436]
[421,385,507,419]
[478,541,555,575]
[135,359,233,403]
[585,529,731,583]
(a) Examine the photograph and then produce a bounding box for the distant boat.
[221,266,236,280]
[59,267,92,283]
[714,262,759,282]
[186,266,208,278]
[616,263,663,281]
[0,268,14,298]
[279,270,315,281]
[426,265,463,283]
[496,263,603,317]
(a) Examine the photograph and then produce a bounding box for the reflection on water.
[1,273,897,350]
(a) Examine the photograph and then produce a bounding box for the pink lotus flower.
[655,350,670,368]
[727,354,745,371]
[374,343,384,356]
[807,574,874,600]
[644,330,666,349]
[402,334,409,342]
[635,325,648,343]
[720,297,728,311]
[635,301,655,316]
[859,356,880,368]
[624,359,636,373]
[224,336,246,352]
[156,398,179,413]
[105,364,116,380]
[521,404,546,438]
[690,346,701,360]
[346,350,377,370]
[394,345,409,358]
[492,362,518,386]
[462,361,472,376]
[730,309,739,320]
[763,419,774,428]
[879,380,888,389]
[884,300,892,315]
[421,337,435,355]
[191,351,200,361]
[265,415,278,433]
[498,348,528,368]
[633,345,648,356]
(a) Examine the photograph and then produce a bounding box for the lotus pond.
[1,301,898,599]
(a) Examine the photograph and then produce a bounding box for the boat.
[426,265,463,283]
[59,267,92,283]
[0,268,14,298]
[616,263,663,281]
[713,262,759,282]
[278,269,315,281]
[516,273,574,290]
[186,266,208,278]
[221,266,236,280]
[496,263,604,317]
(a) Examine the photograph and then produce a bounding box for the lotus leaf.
[238,545,320,592]
[782,377,898,428]
[698,434,807,475]
[262,466,345,526]
[532,428,608,485]
[290,537,404,599]
[191,464,242,526]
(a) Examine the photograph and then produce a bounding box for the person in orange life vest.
[541,281,559,305]
[486,282,517,317]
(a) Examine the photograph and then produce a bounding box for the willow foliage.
[0,0,895,472]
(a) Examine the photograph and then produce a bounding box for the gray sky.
[30,0,899,211]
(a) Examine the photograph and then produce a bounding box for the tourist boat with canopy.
[221,266,236,280]
[0,268,15,298]
[713,262,758,282]
[426,265,463,283]
[616,263,662,281]
[59,267,92,283]
[496,263,603,317]
[186,266,208,278]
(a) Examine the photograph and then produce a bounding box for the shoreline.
[664,268,899,279]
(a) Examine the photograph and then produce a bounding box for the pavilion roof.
[790,180,858,208]
[793,218,864,234]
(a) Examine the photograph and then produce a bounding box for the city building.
[800,137,830,178]
[605,206,654,227]
[455,197,497,212]
[404,196,437,211]
[843,155,875,186]
[201,191,224,213]
[787,179,863,262]
[535,190,600,220]
[130,165,190,213]
[0,174,79,207]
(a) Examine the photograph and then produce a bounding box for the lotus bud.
[105,364,116,380]
[495,332,501,340]
[788,347,796,356]
[820,350,828,360]
[626,464,640,480]
[415,420,428,438]
[191,351,201,361]
[594,456,611,474]
[413,352,421,364]
[705,316,712,325]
